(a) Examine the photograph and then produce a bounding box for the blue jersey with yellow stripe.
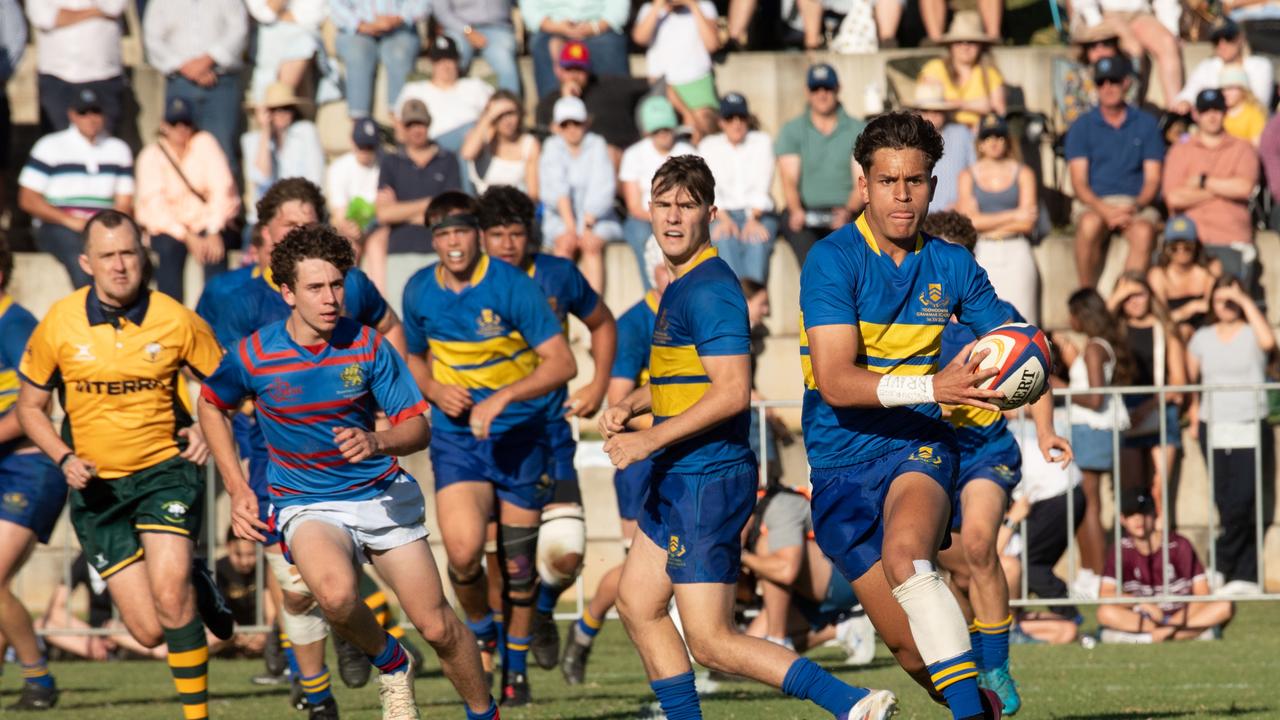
[939,320,1019,460]
[402,254,563,435]
[0,296,38,460]
[799,215,1010,469]
[649,247,754,474]
[612,291,660,386]
[524,253,600,420]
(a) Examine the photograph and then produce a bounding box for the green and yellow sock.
[164,618,209,720]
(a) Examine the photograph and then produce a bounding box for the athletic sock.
[536,582,564,614]
[575,607,603,644]
[968,621,985,671]
[163,618,210,720]
[781,656,867,716]
[467,613,497,646]
[929,651,983,719]
[20,660,55,690]
[281,631,301,678]
[976,615,1013,671]
[299,667,334,706]
[369,631,410,676]
[651,670,702,720]
[506,634,530,674]
[465,698,499,719]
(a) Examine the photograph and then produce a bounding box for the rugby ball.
[969,323,1051,410]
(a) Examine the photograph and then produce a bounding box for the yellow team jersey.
[20,288,223,478]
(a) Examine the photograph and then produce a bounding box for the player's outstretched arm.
[196,395,267,542]
[565,302,618,419]
[1029,389,1073,467]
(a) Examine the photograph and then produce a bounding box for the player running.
[402,192,578,707]
[198,225,497,720]
[562,236,668,685]
[600,155,896,720]
[475,185,618,670]
[16,211,233,720]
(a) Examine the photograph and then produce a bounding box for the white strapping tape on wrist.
[876,374,936,408]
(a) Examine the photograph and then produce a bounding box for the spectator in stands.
[1263,114,1280,231]
[241,83,324,206]
[1220,67,1267,146]
[0,0,24,217]
[366,99,461,288]
[1147,217,1223,342]
[395,35,494,156]
[955,114,1040,323]
[620,95,697,286]
[909,85,974,213]
[521,0,630,99]
[143,0,248,182]
[17,89,133,289]
[1097,489,1234,643]
[1056,288,1133,577]
[331,0,428,120]
[434,0,521,96]
[245,0,335,103]
[214,533,270,657]
[916,12,1005,130]
[325,118,383,243]
[1225,0,1280,55]
[134,98,241,302]
[1065,56,1163,289]
[699,93,776,284]
[918,0,1003,44]
[1110,272,1187,524]
[1073,0,1182,107]
[1162,89,1260,288]
[534,41,648,166]
[1187,275,1273,596]
[1054,24,1139,128]
[27,0,127,134]
[776,63,865,267]
[1172,17,1273,116]
[461,91,540,197]
[632,0,722,143]
[539,96,621,293]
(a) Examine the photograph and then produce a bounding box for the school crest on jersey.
[916,282,951,322]
[341,363,364,390]
[476,309,506,338]
[144,342,163,362]
[653,310,671,344]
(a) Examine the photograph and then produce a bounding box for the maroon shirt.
[1102,532,1206,613]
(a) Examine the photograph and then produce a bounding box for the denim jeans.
[150,233,230,304]
[711,210,778,284]
[623,217,653,289]
[447,25,522,97]
[165,73,243,181]
[335,26,421,118]
[38,73,126,135]
[36,223,92,289]
[530,30,629,99]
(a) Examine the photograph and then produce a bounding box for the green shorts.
[673,73,718,111]
[70,455,204,579]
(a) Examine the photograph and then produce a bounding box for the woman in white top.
[1054,288,1134,575]
[1186,275,1275,592]
[460,91,540,198]
[632,0,722,142]
[1171,17,1273,116]
[244,0,331,102]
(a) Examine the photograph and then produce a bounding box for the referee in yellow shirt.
[16,211,231,720]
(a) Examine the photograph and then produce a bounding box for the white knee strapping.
[890,570,971,666]
[536,505,587,586]
[266,546,312,597]
[281,604,329,645]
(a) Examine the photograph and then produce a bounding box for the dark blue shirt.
[1063,105,1164,198]
[378,148,462,253]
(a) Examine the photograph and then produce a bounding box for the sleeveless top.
[470,134,536,194]
[1167,295,1209,331]
[1068,337,1128,430]
[973,163,1021,215]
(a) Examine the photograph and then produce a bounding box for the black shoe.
[333,632,372,688]
[8,682,58,710]
[501,671,532,707]
[560,623,593,685]
[264,623,286,676]
[308,697,339,719]
[400,636,427,676]
[530,609,560,670]
[191,559,235,641]
[291,675,307,711]
[251,671,288,686]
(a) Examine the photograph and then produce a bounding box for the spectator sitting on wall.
[240,83,325,209]
[1073,0,1183,108]
[326,118,384,244]
[1172,17,1273,116]
[27,0,128,134]
[1147,216,1224,342]
[1053,24,1140,128]
[619,96,697,289]
[1262,113,1280,232]
[916,12,1006,130]
[433,0,522,97]
[1220,67,1267,147]
[395,35,495,156]
[699,93,777,285]
[535,41,650,168]
[331,0,428,120]
[521,0,631,99]
[34,552,165,661]
[461,91,540,198]
[909,84,975,213]
[632,0,722,143]
[244,0,337,103]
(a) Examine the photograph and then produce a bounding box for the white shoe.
[1099,628,1152,644]
[1070,570,1101,600]
[846,689,898,720]
[836,614,877,666]
[377,652,420,720]
[1218,580,1260,596]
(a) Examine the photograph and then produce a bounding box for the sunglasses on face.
[1098,77,1125,86]
[559,120,583,129]
[1170,240,1196,251]
[809,86,835,95]
[722,114,748,122]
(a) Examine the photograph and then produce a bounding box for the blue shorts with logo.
[811,438,958,584]
[0,452,69,544]
[951,448,1021,530]
[613,459,652,522]
[430,426,554,510]
[544,417,579,485]
[233,413,280,545]
[796,568,859,631]
[639,462,757,584]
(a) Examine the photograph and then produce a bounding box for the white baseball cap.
[553,96,588,126]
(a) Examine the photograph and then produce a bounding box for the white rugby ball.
[969,323,1051,410]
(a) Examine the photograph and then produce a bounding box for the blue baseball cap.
[1165,215,1198,243]
[164,97,194,125]
[352,118,379,147]
[1195,88,1226,112]
[806,63,839,91]
[719,92,749,118]
[1093,55,1132,83]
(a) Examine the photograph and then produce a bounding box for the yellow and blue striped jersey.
[0,295,38,459]
[799,215,1009,468]
[940,318,1019,460]
[612,291,660,387]
[649,247,754,473]
[402,254,562,435]
[524,253,600,421]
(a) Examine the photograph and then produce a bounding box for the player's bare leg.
[616,532,690,680]
[562,519,637,684]
[495,499,543,705]
[136,533,209,720]
[958,480,1019,712]
[0,522,57,708]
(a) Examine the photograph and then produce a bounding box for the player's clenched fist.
[334,426,382,463]
[60,455,98,490]
[598,404,632,439]
[229,488,268,542]
[602,430,656,470]
[429,384,474,418]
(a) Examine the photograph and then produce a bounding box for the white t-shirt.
[637,2,717,86]
[324,151,381,215]
[395,78,494,139]
[618,138,698,209]
[697,131,775,212]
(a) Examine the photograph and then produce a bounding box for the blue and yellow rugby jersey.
[524,253,600,419]
[195,264,257,348]
[649,247,754,473]
[938,315,1019,460]
[798,215,1010,469]
[210,265,389,349]
[402,254,562,435]
[0,296,39,458]
[612,291,660,386]
[200,318,427,507]
[19,288,223,478]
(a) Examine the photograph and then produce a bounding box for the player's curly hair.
[652,154,715,207]
[921,210,977,252]
[425,191,479,228]
[477,185,536,230]
[270,224,354,290]
[257,177,329,226]
[854,111,945,174]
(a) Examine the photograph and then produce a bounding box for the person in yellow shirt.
[1221,67,1267,146]
[15,210,230,720]
[916,12,1006,130]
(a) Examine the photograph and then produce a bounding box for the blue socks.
[929,650,983,719]
[299,667,333,705]
[651,671,701,720]
[466,613,497,645]
[506,635,530,674]
[976,615,1013,671]
[465,698,499,719]
[968,621,985,671]
[576,607,603,641]
[782,657,867,716]
[21,661,55,690]
[536,582,564,615]
[369,632,410,676]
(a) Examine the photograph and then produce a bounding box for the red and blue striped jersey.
[200,317,427,507]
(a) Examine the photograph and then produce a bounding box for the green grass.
[19,602,1280,719]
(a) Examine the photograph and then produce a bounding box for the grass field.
[18,602,1279,719]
